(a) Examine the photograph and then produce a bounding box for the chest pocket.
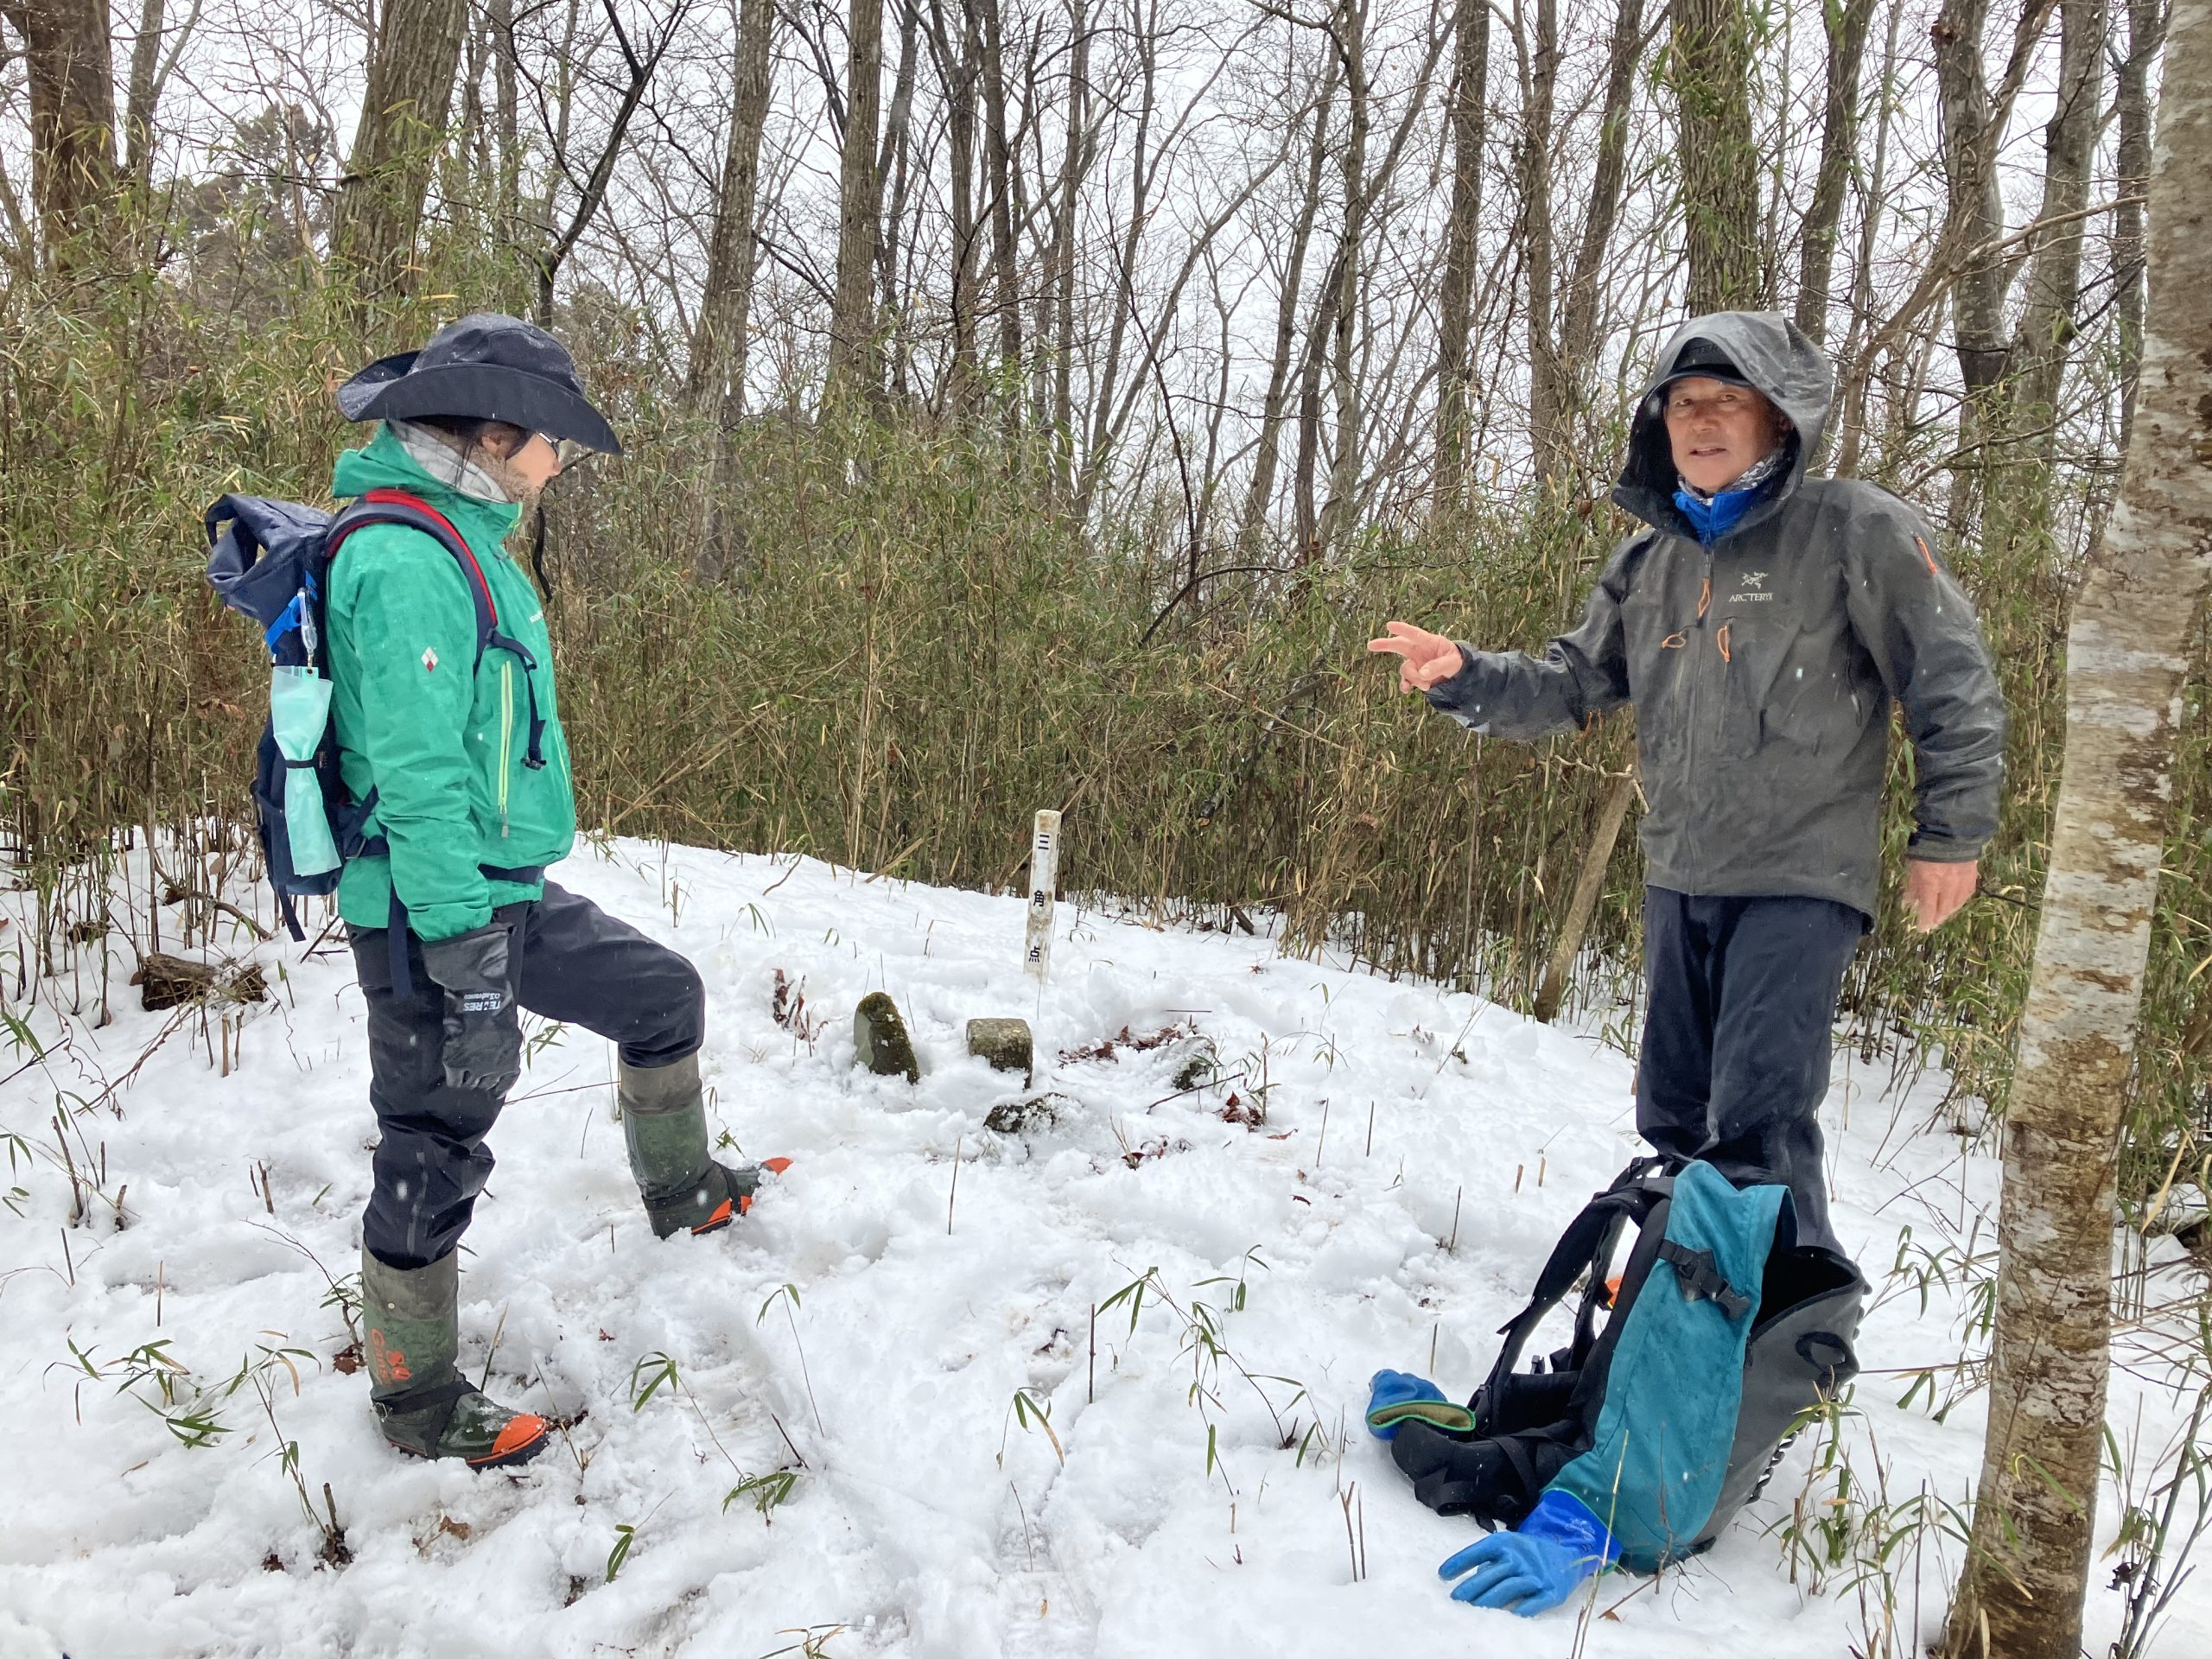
[1714,608,1815,760]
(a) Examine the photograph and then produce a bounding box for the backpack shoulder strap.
[323,488,550,772]
[1478,1161,1671,1406]
[325,488,499,662]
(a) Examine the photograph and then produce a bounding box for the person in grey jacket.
[1370,311,2005,1249]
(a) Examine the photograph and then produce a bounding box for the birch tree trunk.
[1942,12,2212,1655]
[688,0,776,422]
[828,0,886,402]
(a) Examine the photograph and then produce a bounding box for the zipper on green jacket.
[499,661,514,836]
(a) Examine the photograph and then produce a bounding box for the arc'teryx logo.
[1731,570,1774,604]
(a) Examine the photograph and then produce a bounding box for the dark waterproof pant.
[352,880,704,1270]
[1636,887,1864,1252]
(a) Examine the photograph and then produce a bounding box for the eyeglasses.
[535,433,598,470]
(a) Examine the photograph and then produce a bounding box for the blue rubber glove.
[1365,1370,1451,1440]
[1439,1490,1620,1615]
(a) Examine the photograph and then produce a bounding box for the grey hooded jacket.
[1427,311,2005,919]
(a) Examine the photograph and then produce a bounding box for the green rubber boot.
[620,1053,783,1237]
[361,1249,550,1468]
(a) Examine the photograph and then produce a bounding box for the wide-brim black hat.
[336,313,622,455]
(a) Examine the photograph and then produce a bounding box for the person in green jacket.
[326,315,772,1469]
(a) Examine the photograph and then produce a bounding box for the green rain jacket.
[323,426,575,942]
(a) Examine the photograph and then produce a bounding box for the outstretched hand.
[1368,621,1465,693]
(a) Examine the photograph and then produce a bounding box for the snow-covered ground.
[1,838,2205,1659]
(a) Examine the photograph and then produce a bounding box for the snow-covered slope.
[1,841,2203,1658]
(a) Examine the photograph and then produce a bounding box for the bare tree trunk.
[1314,0,1370,550]
[123,0,162,197]
[1551,0,1644,467]
[828,0,886,402]
[1516,0,1565,481]
[332,0,471,298]
[1049,0,1092,486]
[1,0,118,261]
[1829,0,1898,476]
[1077,0,1159,512]
[1943,12,2212,1656]
[926,0,982,406]
[688,0,776,420]
[1934,0,2011,399]
[876,0,922,397]
[1243,48,1338,550]
[1535,762,1636,1025]
[2113,0,2165,454]
[2001,0,2105,440]
[1933,0,2046,537]
[1433,0,1488,512]
[492,0,519,264]
[1792,0,1875,346]
[975,0,1022,391]
[1293,248,1340,550]
[1669,0,1762,313]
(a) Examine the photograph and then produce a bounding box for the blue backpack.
[204,488,546,943]
[1387,1160,1866,1571]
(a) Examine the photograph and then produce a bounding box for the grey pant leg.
[513,882,705,1067]
[353,909,526,1270]
[1635,888,1714,1169]
[353,884,703,1268]
[1635,889,1863,1250]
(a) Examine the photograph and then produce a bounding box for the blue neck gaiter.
[1673,484,1760,545]
[1672,444,1792,545]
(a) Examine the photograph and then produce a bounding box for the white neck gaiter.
[390,420,520,505]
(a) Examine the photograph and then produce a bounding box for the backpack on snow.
[203,489,548,943]
[1387,1158,1865,1572]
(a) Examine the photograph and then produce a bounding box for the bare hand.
[1904,858,1978,932]
[1367,621,1465,694]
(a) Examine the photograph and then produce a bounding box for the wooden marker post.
[1024,810,1061,982]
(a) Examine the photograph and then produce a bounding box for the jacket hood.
[1613,311,1834,537]
[330,424,524,552]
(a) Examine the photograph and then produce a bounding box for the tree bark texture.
[2001,0,2106,448]
[1792,0,1874,346]
[1243,49,1338,550]
[1433,0,1488,510]
[1535,763,1637,1025]
[1049,0,1092,482]
[1943,11,2212,1656]
[1314,0,1370,550]
[974,0,1021,385]
[828,0,887,401]
[688,0,776,422]
[925,0,982,404]
[332,0,470,297]
[2113,0,2165,454]
[1549,0,1644,474]
[1516,0,1564,480]
[1,0,118,258]
[1669,0,1762,313]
